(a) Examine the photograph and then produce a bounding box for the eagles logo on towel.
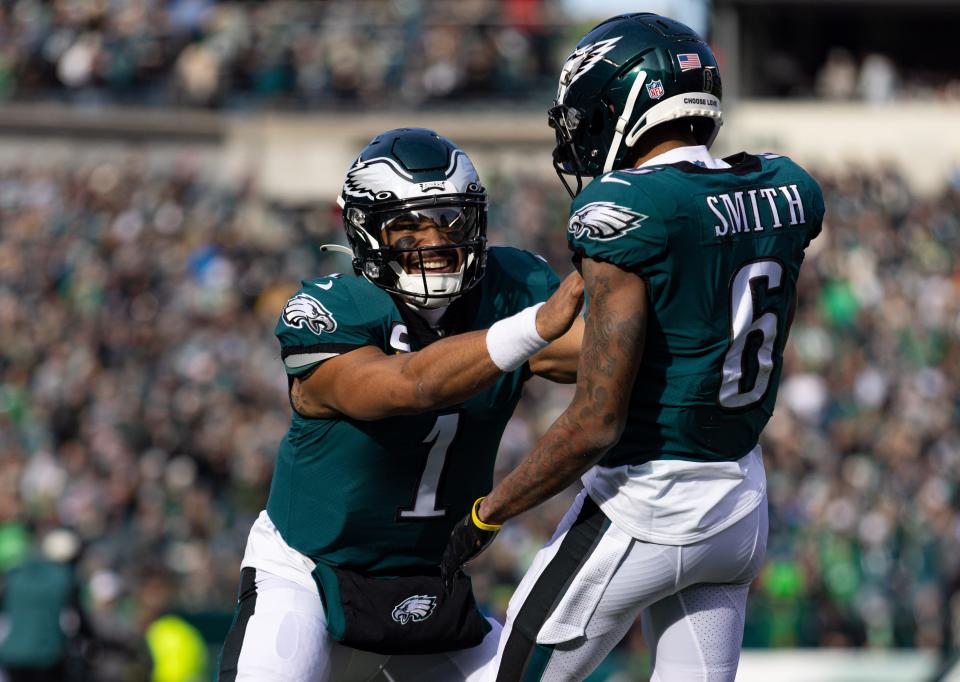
[282,293,338,335]
[567,201,647,242]
[391,594,437,625]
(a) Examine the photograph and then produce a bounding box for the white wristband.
[485,302,549,372]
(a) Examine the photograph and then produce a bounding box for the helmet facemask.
[548,104,587,199]
[549,97,622,198]
[345,197,487,309]
[335,128,489,309]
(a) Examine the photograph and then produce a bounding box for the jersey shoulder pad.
[487,246,560,288]
[757,152,825,243]
[275,274,392,375]
[756,152,807,177]
[757,152,816,187]
[486,246,560,303]
[567,173,667,274]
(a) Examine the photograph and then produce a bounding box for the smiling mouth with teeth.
[403,249,464,275]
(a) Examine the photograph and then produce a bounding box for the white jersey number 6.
[719,259,784,409]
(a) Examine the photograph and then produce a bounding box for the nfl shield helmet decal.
[646,79,665,100]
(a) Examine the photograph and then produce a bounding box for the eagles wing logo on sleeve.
[556,36,621,103]
[282,293,338,335]
[391,594,437,625]
[568,202,647,241]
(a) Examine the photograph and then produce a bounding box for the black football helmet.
[330,128,487,309]
[548,13,723,196]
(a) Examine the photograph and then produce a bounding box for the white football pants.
[218,568,502,682]
[485,489,767,681]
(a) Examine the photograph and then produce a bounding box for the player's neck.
[632,138,698,168]
[630,120,700,167]
[409,302,448,328]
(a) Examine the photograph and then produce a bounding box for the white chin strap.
[603,70,648,173]
[389,257,470,309]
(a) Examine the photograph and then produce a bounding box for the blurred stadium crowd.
[0,0,959,679]
[0,0,564,108]
[0,0,956,110]
[1,151,960,677]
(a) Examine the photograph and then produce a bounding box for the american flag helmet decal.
[677,53,702,71]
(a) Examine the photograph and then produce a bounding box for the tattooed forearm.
[479,259,648,525]
[579,271,619,380]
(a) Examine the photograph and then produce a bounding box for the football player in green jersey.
[442,14,825,681]
[218,128,584,682]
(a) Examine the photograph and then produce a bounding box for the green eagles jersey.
[567,152,824,467]
[268,246,560,575]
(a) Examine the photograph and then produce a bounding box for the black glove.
[440,497,502,593]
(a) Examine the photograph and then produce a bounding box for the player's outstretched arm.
[477,258,647,525]
[290,271,584,421]
[527,314,584,383]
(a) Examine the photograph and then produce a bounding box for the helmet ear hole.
[589,99,617,135]
[588,105,606,135]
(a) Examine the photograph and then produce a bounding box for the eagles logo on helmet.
[326,128,488,309]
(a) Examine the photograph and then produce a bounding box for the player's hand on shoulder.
[440,497,501,593]
[535,271,584,342]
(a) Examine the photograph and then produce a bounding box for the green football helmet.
[548,13,723,196]
[332,128,487,309]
